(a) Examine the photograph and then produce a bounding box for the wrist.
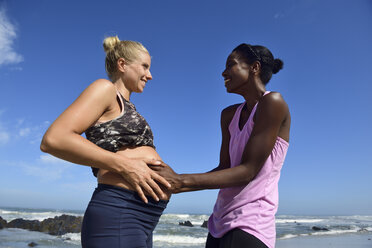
[178,174,188,190]
[110,153,131,174]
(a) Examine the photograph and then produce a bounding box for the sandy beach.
[276,233,372,248]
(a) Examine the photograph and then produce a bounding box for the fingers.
[147,179,166,201]
[133,175,167,203]
[125,159,171,203]
[152,172,172,189]
[159,161,169,167]
[148,165,162,171]
[143,158,162,166]
[134,185,148,204]
[143,158,169,167]
[139,181,160,202]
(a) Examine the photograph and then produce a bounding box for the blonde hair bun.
[103,36,149,80]
[103,36,120,53]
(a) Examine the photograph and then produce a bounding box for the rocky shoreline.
[0,215,82,235]
[1,214,336,235]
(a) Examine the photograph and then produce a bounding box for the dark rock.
[8,218,41,231]
[39,214,83,235]
[179,220,193,227]
[359,228,368,233]
[28,242,38,247]
[312,226,329,231]
[0,216,7,229]
[2,214,82,235]
[201,220,208,228]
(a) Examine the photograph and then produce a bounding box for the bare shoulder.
[263,91,286,103]
[260,92,288,112]
[255,91,290,126]
[85,79,116,97]
[221,103,241,124]
[70,79,118,113]
[258,92,291,141]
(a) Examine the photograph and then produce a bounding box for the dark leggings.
[206,229,268,248]
[81,184,167,248]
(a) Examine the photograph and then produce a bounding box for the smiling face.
[122,51,153,93]
[222,52,252,94]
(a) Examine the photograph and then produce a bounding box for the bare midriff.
[97,145,171,200]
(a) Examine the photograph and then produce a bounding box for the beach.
[1,207,372,247]
[277,233,372,248]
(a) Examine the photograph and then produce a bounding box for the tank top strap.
[247,91,271,123]
[228,102,246,133]
[115,90,125,115]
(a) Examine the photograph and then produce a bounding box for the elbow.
[239,165,258,185]
[40,133,57,153]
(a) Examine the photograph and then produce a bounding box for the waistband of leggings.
[96,183,169,205]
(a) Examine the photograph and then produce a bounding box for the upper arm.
[215,104,239,170]
[45,79,116,136]
[240,93,288,174]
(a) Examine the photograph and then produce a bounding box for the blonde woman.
[41,36,171,247]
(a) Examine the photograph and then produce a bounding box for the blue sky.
[0,0,371,215]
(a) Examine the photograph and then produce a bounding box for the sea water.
[0,207,372,248]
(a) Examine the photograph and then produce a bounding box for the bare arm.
[152,93,289,193]
[40,79,170,203]
[41,80,121,169]
[206,104,238,173]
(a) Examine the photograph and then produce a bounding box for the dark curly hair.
[232,44,283,85]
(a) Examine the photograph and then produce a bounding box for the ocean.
[0,207,372,248]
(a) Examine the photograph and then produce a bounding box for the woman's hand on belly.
[149,162,183,193]
[98,146,172,202]
[120,158,172,201]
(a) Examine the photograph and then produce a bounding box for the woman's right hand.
[115,156,171,203]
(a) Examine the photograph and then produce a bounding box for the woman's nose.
[147,70,153,80]
[222,69,227,78]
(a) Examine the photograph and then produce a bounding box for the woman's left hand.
[149,162,183,193]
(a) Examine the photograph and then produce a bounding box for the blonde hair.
[103,36,149,80]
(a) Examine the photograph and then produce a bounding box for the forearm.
[176,165,256,193]
[206,166,221,173]
[40,132,123,173]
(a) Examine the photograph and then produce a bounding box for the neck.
[241,80,266,105]
[113,78,131,101]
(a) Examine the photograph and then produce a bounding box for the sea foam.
[153,234,206,244]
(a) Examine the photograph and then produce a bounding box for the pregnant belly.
[97,146,171,200]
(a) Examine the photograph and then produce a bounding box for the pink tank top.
[208,92,289,248]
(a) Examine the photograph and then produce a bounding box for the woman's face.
[122,51,153,93]
[222,52,251,93]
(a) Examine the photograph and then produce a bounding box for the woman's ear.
[117,58,126,73]
[251,61,261,75]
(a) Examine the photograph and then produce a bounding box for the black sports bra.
[85,91,155,177]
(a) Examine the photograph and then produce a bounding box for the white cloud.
[0,111,51,146]
[22,156,72,182]
[39,154,69,164]
[274,12,285,19]
[0,130,9,144]
[19,127,31,137]
[0,154,78,183]
[0,114,10,144]
[9,66,23,71]
[60,181,96,193]
[22,163,66,181]
[0,6,23,66]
